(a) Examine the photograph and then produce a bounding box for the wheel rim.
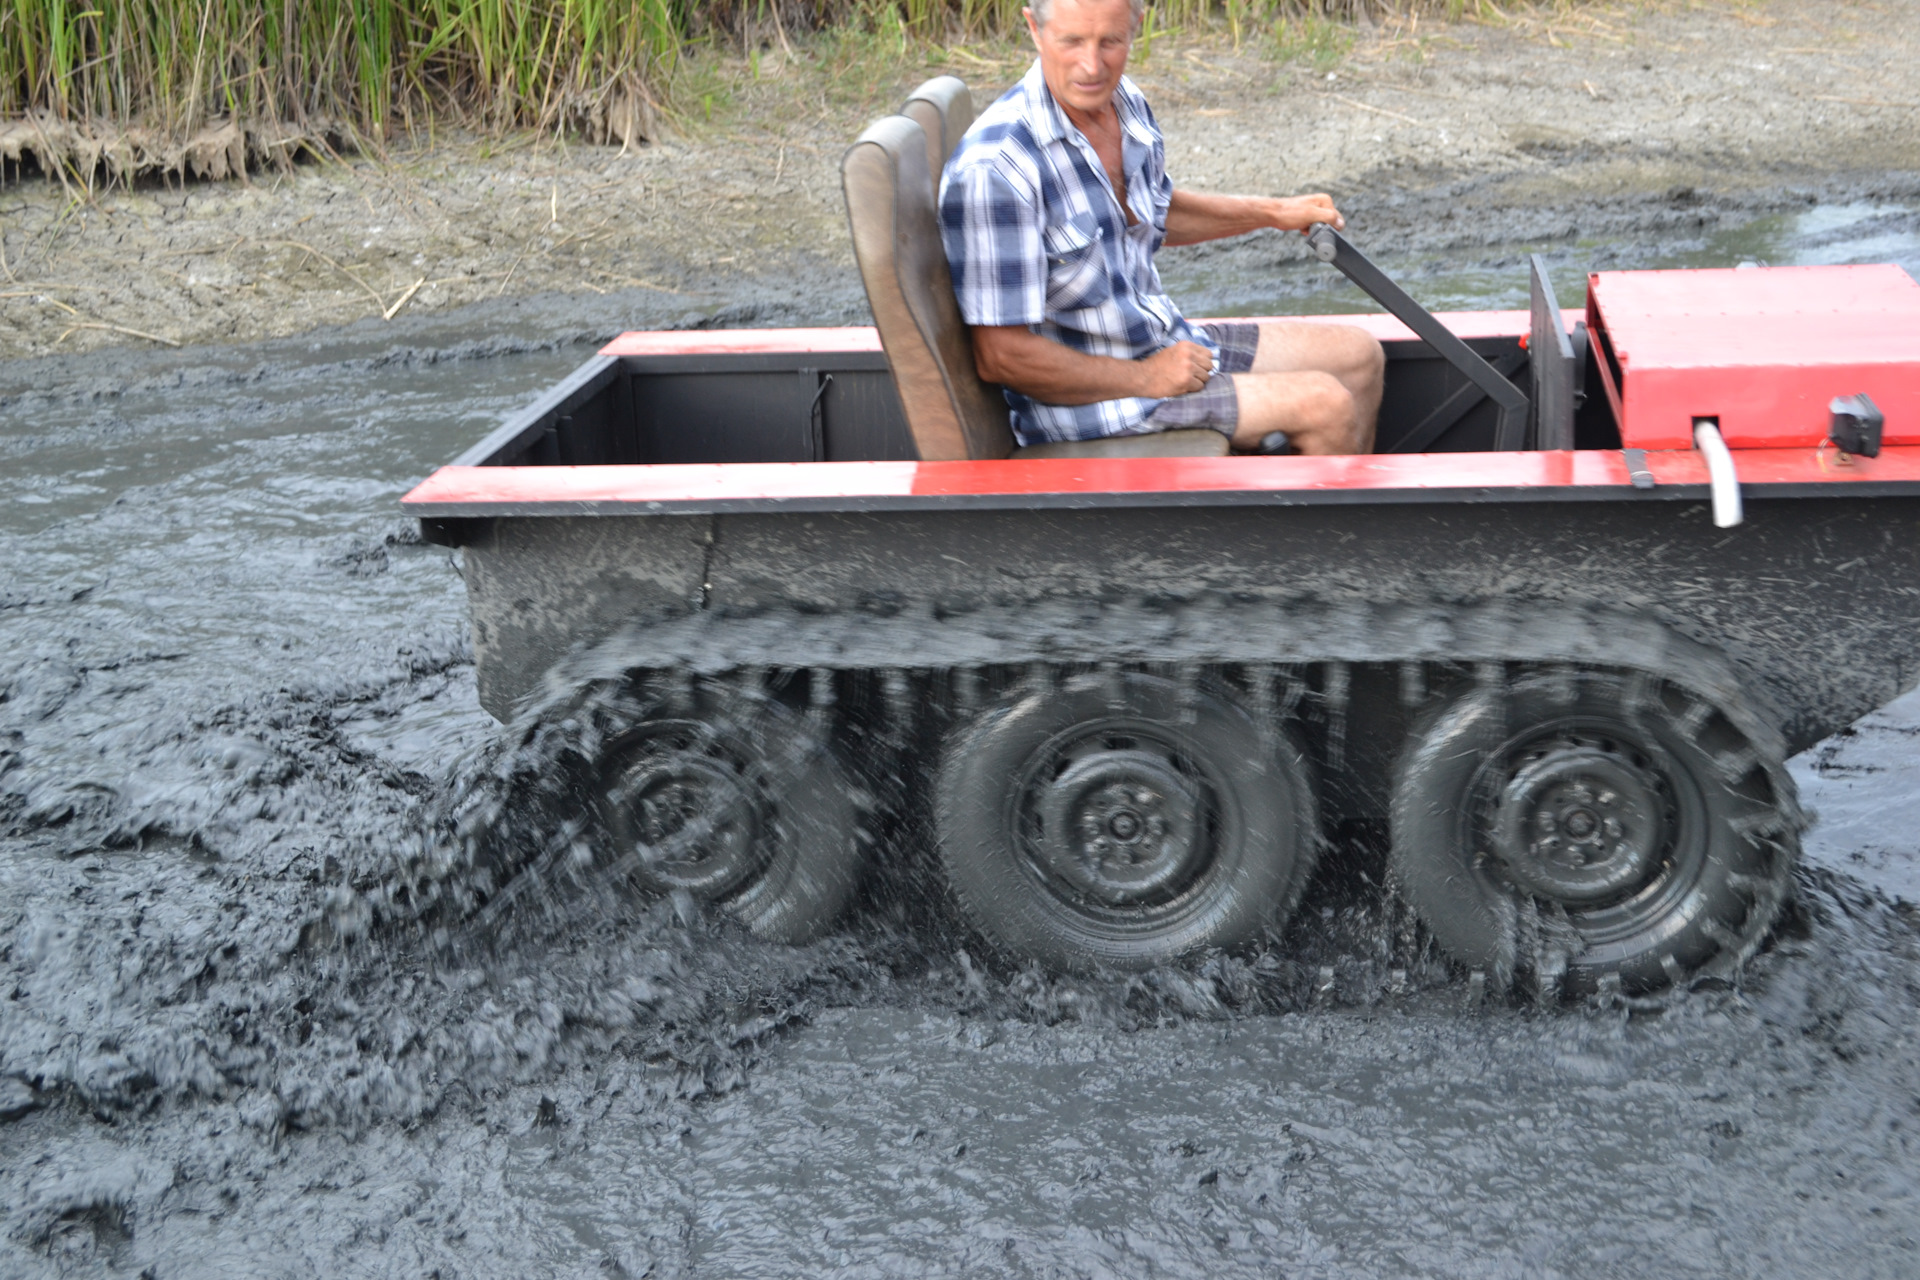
[1490,745,1666,903]
[601,722,767,899]
[1036,748,1203,906]
[1471,718,1707,948]
[1012,717,1223,920]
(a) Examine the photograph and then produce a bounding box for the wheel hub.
[1036,749,1201,906]
[1490,745,1665,904]
[607,750,762,897]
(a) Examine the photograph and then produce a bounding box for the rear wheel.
[597,685,862,943]
[935,670,1319,973]
[1390,666,1797,999]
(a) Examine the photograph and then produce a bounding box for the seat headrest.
[901,76,976,190]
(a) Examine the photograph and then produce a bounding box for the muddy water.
[1167,188,1920,317]
[4,201,1920,1277]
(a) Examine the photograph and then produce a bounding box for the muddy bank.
[3,0,1919,360]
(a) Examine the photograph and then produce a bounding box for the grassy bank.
[0,0,1526,149]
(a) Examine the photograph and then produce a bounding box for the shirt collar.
[1019,60,1156,151]
[1019,61,1071,145]
[1112,76,1159,149]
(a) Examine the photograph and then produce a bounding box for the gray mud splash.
[4,188,1920,1277]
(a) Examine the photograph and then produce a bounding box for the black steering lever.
[1306,223,1530,451]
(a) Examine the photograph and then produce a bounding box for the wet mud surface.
[5,262,1920,1280]
[6,44,1920,1280]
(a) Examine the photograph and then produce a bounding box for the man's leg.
[1142,320,1381,453]
[1225,370,1370,455]
[1217,320,1383,454]
[1249,320,1386,421]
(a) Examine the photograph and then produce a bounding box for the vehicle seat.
[901,76,976,208]
[841,86,1228,462]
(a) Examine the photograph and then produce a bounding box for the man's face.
[1026,0,1135,117]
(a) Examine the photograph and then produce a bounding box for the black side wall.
[458,494,1920,762]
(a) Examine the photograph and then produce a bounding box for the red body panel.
[1590,265,1920,450]
[403,445,1920,514]
[600,327,888,356]
[410,289,1920,513]
[594,310,1572,360]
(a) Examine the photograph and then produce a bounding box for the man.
[939,0,1384,455]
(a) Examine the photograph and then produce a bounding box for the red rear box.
[1589,263,1920,450]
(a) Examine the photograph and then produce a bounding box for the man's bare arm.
[1162,189,1345,247]
[972,326,1214,404]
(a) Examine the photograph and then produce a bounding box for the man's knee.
[1231,370,1369,454]
[1360,332,1386,385]
[1333,324,1386,386]
[1292,372,1366,453]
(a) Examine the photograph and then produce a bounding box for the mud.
[5,207,1920,1274]
[5,1,1920,1273]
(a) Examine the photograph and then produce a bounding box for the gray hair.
[1029,0,1146,30]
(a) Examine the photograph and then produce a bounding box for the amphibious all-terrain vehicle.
[404,79,1920,1000]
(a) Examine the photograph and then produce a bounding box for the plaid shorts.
[1142,322,1259,435]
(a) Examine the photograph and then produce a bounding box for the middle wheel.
[935,670,1318,973]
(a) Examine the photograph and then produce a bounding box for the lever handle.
[1308,222,1342,264]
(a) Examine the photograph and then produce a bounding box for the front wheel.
[935,670,1319,973]
[596,684,862,943]
[1390,665,1798,999]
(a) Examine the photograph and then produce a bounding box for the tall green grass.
[1,0,683,139]
[0,0,1508,140]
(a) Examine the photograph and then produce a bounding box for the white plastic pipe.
[1693,419,1744,528]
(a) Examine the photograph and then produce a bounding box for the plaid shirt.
[939,61,1215,446]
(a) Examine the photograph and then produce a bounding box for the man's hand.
[1164,189,1347,246]
[974,327,1215,405]
[1268,193,1343,234]
[1136,340,1215,399]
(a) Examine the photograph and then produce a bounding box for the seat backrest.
[901,75,976,193]
[843,114,1015,461]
